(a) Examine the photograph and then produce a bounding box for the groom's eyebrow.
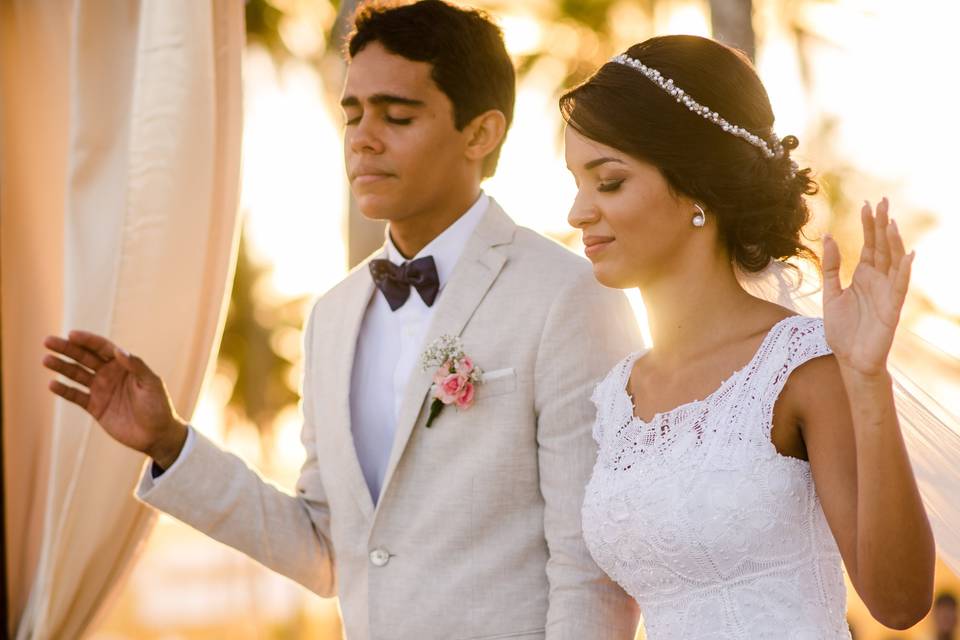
[584,157,626,170]
[340,94,426,108]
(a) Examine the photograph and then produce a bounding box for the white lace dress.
[582,315,851,639]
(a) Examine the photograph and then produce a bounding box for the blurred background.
[87,0,960,638]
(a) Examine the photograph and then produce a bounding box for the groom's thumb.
[114,346,153,380]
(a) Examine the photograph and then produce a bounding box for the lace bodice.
[582,315,851,639]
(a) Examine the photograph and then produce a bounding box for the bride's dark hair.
[560,35,818,273]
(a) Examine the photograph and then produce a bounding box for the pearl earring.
[692,203,706,228]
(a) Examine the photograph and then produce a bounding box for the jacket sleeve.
[534,267,643,639]
[135,300,336,596]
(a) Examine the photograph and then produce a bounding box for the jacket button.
[369,548,390,567]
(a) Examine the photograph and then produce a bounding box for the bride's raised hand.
[822,197,914,377]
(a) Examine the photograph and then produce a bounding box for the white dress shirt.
[143,193,489,500]
[351,192,488,504]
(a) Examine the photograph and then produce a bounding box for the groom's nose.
[348,117,385,155]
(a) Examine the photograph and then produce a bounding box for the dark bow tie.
[369,256,440,311]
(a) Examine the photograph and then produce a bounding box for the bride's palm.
[823,198,914,376]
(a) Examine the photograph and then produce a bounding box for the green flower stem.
[425,398,445,428]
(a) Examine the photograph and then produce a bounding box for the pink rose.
[433,365,450,388]
[455,382,475,409]
[436,372,467,405]
[454,356,474,376]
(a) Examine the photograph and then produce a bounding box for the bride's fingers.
[42,355,94,387]
[874,198,891,274]
[887,219,907,264]
[49,379,91,411]
[892,251,915,311]
[43,335,106,372]
[822,234,843,303]
[859,202,875,267]
[887,220,907,282]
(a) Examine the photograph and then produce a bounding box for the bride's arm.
[797,199,934,629]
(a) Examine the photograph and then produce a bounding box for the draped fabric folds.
[0,1,244,637]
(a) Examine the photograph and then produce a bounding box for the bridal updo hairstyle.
[560,35,818,273]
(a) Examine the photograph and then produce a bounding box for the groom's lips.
[351,169,396,185]
[583,235,615,258]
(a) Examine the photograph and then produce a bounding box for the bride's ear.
[463,109,506,164]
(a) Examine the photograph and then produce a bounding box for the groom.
[43,1,641,638]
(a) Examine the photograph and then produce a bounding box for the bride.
[563,35,935,638]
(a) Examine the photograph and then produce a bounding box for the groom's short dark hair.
[347,0,516,178]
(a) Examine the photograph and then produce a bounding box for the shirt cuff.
[147,425,196,481]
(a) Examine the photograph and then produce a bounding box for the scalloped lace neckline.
[621,315,800,425]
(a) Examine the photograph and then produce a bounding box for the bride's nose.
[568,195,601,229]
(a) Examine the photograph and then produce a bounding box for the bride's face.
[564,126,696,289]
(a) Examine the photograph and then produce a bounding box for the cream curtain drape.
[1,1,244,638]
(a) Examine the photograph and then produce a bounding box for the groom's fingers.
[42,354,94,387]
[113,346,156,383]
[43,335,106,372]
[68,330,119,362]
[49,379,91,411]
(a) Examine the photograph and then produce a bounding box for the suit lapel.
[375,201,516,514]
[328,257,381,520]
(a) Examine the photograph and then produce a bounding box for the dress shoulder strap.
[591,349,646,444]
[758,315,834,419]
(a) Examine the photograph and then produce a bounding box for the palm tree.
[709,0,755,60]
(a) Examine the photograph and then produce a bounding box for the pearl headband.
[610,53,785,160]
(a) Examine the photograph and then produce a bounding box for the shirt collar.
[385,191,489,289]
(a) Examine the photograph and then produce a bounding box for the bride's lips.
[583,235,615,258]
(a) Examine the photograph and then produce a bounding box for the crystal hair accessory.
[609,53,784,160]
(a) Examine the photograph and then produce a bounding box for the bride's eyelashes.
[564,171,623,192]
[598,178,625,193]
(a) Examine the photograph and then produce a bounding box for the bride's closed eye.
[598,178,625,192]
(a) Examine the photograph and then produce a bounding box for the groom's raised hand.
[42,331,188,469]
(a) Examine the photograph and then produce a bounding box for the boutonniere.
[420,335,484,428]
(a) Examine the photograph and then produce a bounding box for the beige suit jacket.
[138,200,643,639]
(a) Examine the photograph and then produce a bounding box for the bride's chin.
[590,263,636,290]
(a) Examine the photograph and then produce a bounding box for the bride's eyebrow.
[584,157,626,170]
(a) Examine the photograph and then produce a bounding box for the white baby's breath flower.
[420,334,466,371]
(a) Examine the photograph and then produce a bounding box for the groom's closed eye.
[383,111,414,125]
[342,111,416,128]
[341,93,424,127]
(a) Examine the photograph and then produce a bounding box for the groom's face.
[341,42,472,223]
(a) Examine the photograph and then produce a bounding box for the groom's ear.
[463,109,507,168]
